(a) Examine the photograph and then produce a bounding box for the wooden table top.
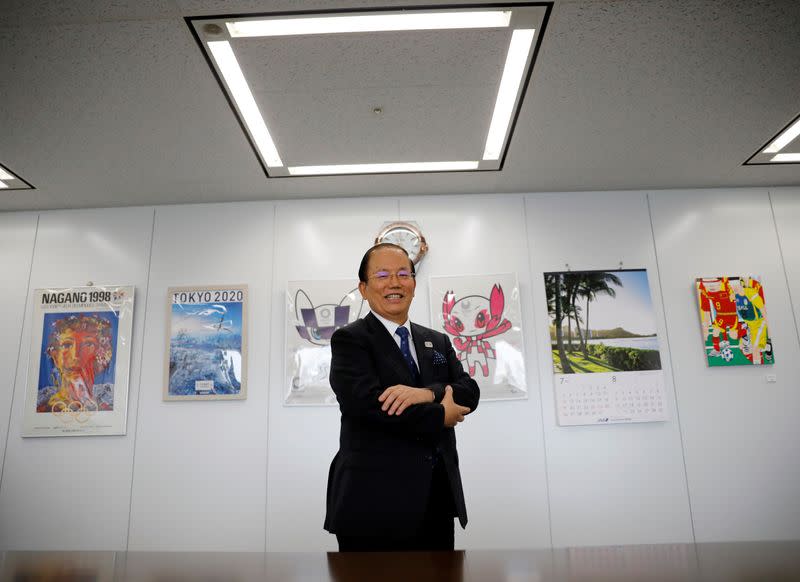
[3,541,799,581]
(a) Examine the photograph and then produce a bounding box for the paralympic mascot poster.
[429,273,527,401]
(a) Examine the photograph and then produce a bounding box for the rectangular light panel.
[227,11,512,37]
[195,5,547,177]
[763,117,800,154]
[771,153,800,162]
[208,40,283,167]
[288,161,480,175]
[483,29,536,160]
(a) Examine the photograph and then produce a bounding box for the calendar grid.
[554,370,668,426]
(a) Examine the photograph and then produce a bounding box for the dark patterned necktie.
[395,326,421,385]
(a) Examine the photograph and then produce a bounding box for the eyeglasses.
[368,269,415,281]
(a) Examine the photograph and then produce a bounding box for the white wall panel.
[650,188,800,542]
[1,187,799,552]
[770,188,800,335]
[398,194,551,549]
[127,202,274,551]
[0,207,154,550]
[266,197,398,551]
[0,213,38,475]
[525,191,693,547]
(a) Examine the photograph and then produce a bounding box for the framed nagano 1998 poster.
[22,285,135,437]
[164,285,248,401]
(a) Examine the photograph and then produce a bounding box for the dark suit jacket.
[324,312,480,538]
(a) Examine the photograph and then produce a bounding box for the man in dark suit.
[324,243,479,551]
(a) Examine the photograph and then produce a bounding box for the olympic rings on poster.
[50,399,99,424]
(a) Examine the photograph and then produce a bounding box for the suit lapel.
[365,313,416,384]
[411,323,434,386]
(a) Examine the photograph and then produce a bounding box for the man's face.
[52,328,99,379]
[358,247,416,325]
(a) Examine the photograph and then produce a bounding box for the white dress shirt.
[369,310,420,368]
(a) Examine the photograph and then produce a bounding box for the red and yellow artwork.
[695,276,774,366]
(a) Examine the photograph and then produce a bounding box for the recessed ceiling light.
[483,29,536,160]
[745,111,800,165]
[226,11,512,37]
[288,161,480,176]
[0,164,33,190]
[190,5,549,177]
[763,117,800,154]
[208,40,283,167]
[771,153,800,162]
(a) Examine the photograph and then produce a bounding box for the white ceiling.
[1,0,799,212]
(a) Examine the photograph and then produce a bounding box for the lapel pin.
[424,341,433,348]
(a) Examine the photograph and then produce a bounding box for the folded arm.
[425,335,480,412]
[329,327,444,436]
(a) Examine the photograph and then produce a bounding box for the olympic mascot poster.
[23,286,135,437]
[285,280,365,405]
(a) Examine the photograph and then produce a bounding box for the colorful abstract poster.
[164,285,248,400]
[544,269,662,374]
[285,280,365,405]
[22,285,135,437]
[429,273,526,401]
[695,276,774,366]
[544,269,667,425]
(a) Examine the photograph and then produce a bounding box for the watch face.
[376,222,427,264]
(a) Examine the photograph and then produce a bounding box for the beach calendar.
[544,269,668,426]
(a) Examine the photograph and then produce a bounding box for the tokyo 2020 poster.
[165,285,248,401]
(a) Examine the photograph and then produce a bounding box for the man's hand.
[379,384,434,416]
[442,386,470,428]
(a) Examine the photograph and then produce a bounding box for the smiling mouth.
[385,294,403,299]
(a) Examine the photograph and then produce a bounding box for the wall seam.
[523,194,555,549]
[768,189,800,350]
[124,207,158,552]
[0,213,40,508]
[646,192,697,545]
[264,203,277,553]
